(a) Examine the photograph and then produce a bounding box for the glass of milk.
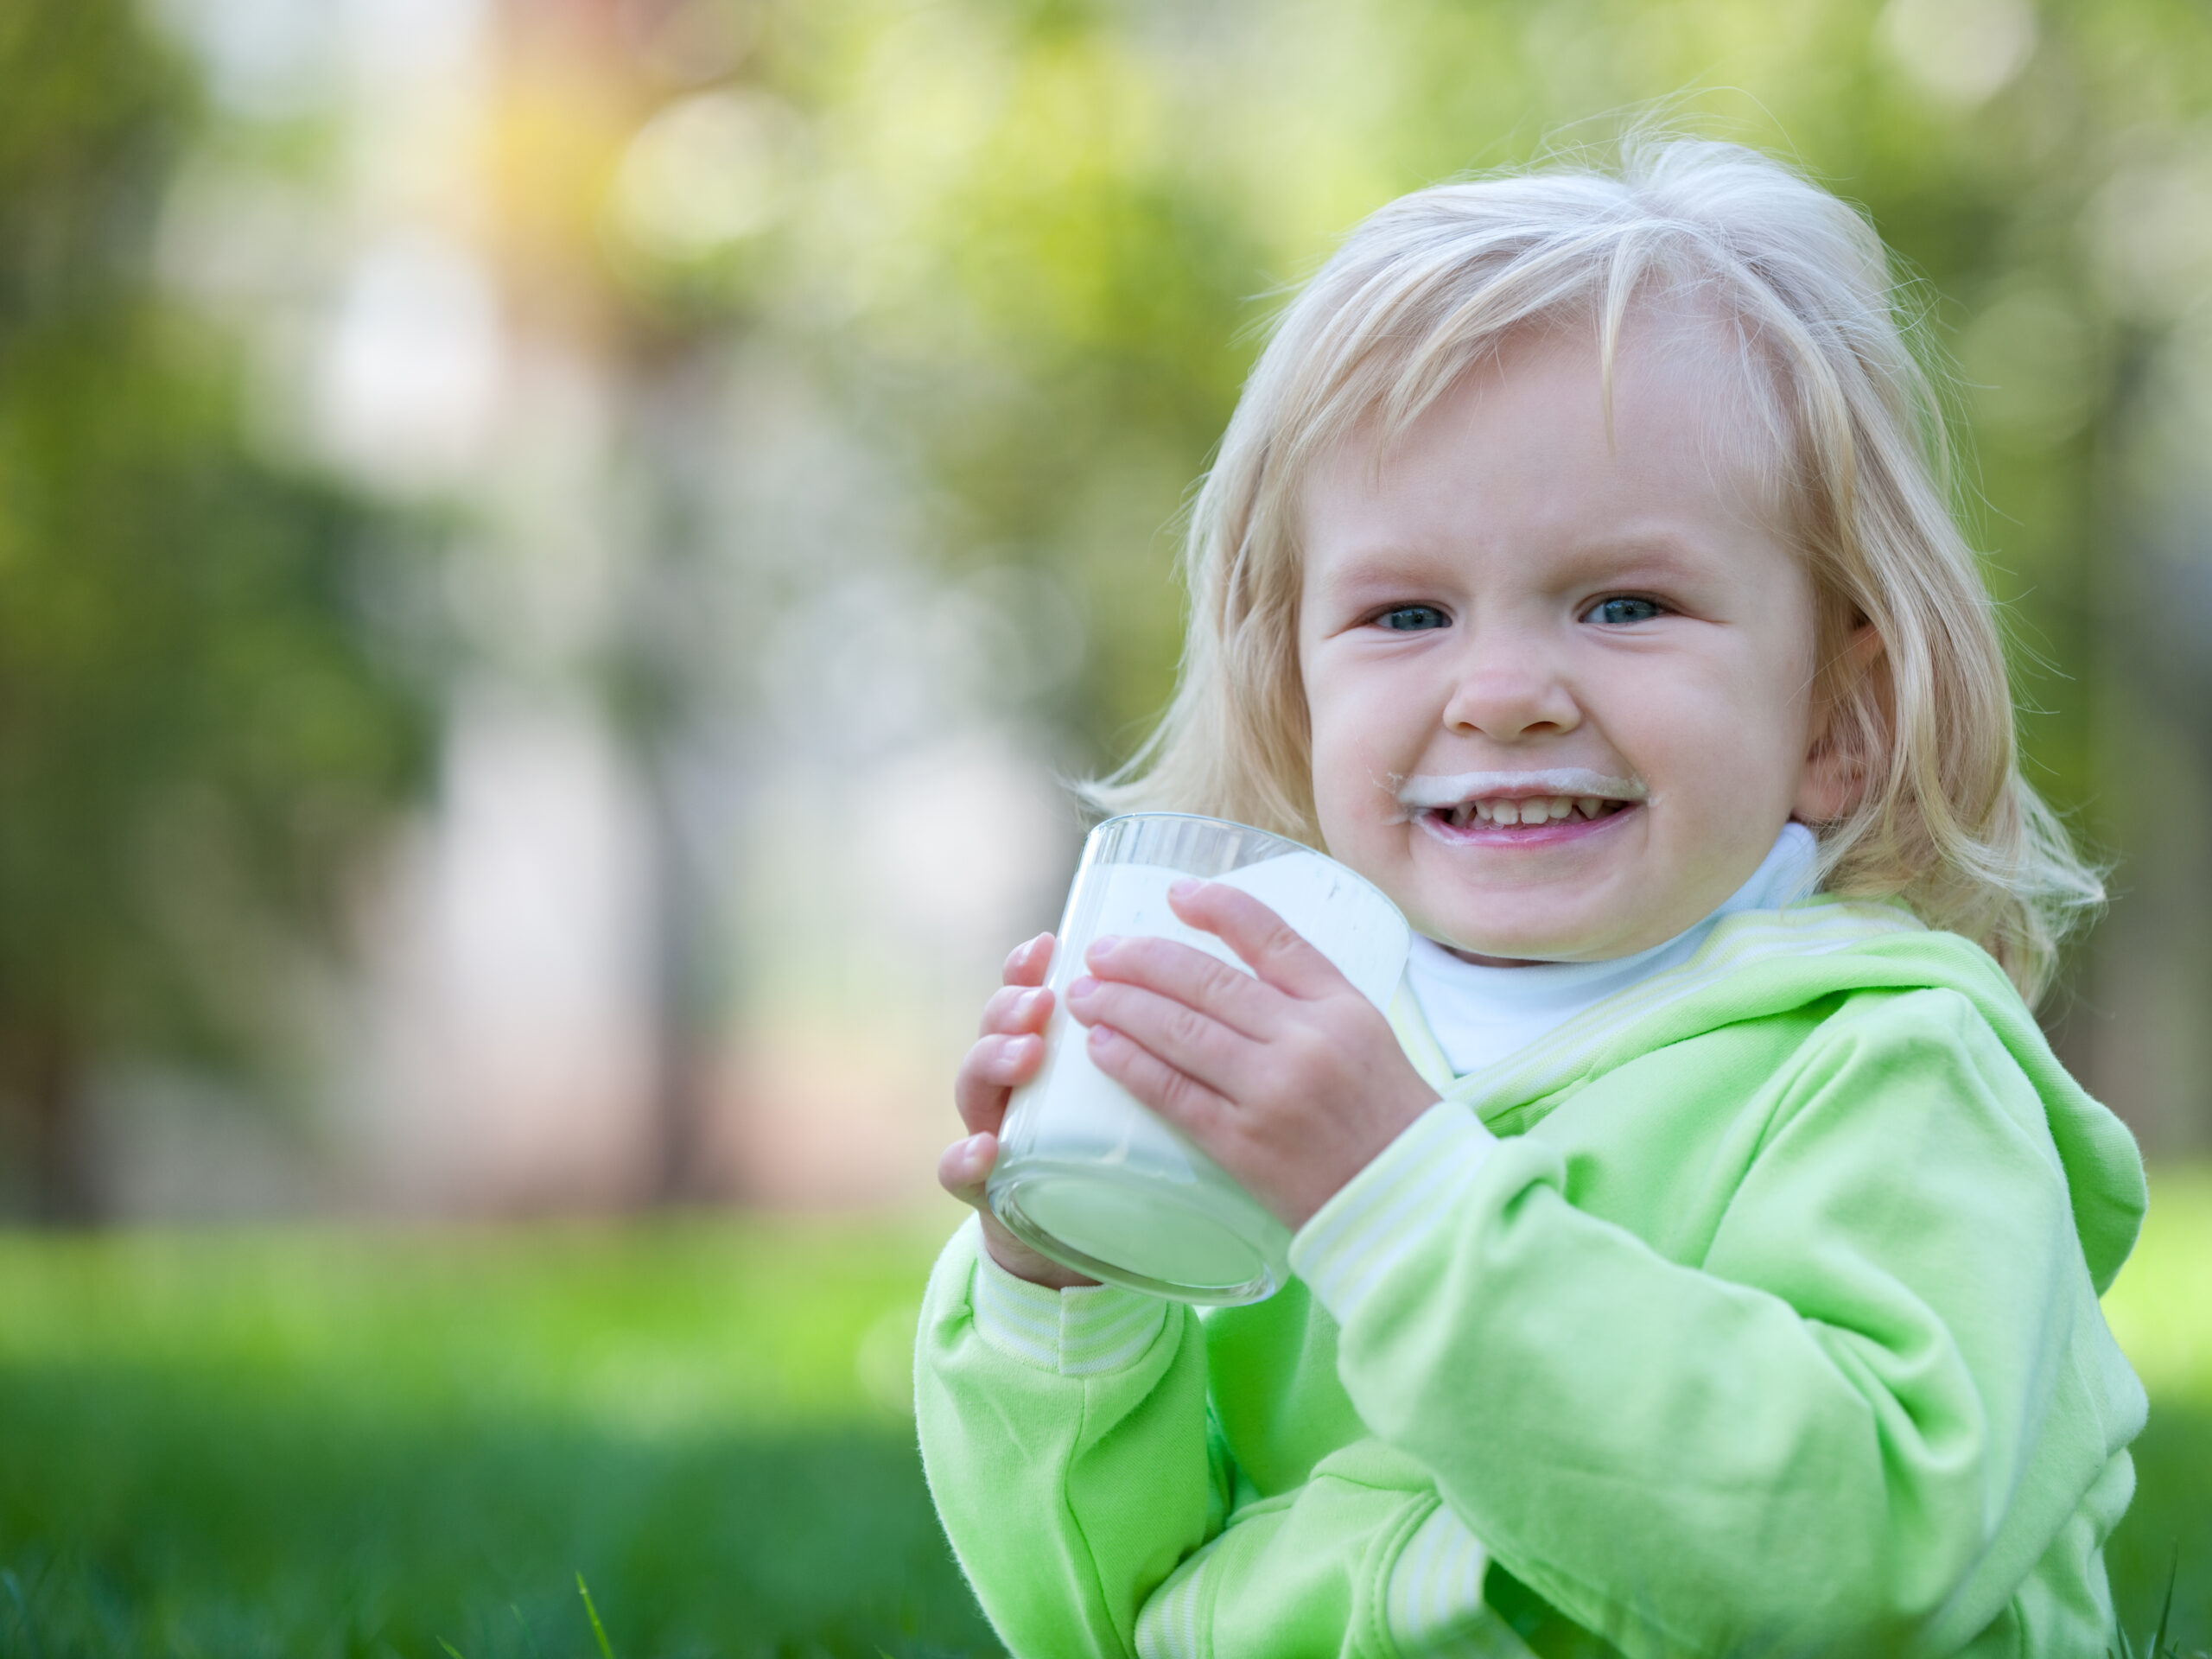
[988,813,1410,1305]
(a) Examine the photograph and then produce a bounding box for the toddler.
[916,137,2146,1658]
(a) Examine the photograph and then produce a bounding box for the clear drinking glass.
[988,813,1411,1305]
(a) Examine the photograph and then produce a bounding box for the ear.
[1795,623,1885,824]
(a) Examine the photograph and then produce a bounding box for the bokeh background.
[1,1,2208,1655]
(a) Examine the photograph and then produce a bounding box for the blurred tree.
[0,3,432,1219]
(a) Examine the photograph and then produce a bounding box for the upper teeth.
[1440,795,1618,828]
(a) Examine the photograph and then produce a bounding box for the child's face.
[1298,321,1830,963]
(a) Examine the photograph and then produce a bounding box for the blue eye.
[1583,595,1663,626]
[1377,604,1448,632]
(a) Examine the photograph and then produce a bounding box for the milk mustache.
[988,815,1411,1305]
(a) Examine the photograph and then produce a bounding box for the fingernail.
[1088,935,1121,959]
[1016,988,1046,1017]
[1088,1025,1117,1051]
[1066,976,1098,1002]
[1169,878,1201,899]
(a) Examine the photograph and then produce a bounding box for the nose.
[1439,624,1580,741]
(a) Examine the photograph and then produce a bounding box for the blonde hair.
[1087,134,2101,1005]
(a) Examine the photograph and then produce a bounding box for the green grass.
[0,1214,998,1657]
[0,1171,2206,1657]
[2104,1166,2212,1655]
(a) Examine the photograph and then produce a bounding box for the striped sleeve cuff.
[1134,1545,1211,1659]
[968,1233,1172,1377]
[1288,1102,1497,1325]
[1386,1503,1500,1655]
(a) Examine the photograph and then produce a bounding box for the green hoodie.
[915,899,2148,1658]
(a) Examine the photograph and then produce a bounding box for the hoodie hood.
[1395,897,2146,1294]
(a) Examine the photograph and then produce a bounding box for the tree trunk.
[0,1019,100,1224]
[647,760,714,1205]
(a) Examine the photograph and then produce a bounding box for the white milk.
[992,845,1409,1300]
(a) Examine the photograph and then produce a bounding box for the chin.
[1421,911,1592,963]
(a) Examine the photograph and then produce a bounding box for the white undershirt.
[1404,823,1820,1078]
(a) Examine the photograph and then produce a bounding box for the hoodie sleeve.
[914,1219,1532,1659]
[1288,986,2146,1659]
[913,1216,1224,1657]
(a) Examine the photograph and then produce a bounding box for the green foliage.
[10,0,2212,1215]
[0,0,432,1214]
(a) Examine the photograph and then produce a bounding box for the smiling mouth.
[1428,794,1636,830]
[1391,767,1648,833]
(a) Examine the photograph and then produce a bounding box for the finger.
[1001,931,1055,988]
[1083,933,1274,1039]
[1085,1023,1231,1145]
[952,1031,1046,1134]
[941,1130,1101,1289]
[978,982,1054,1038]
[1166,880,1346,999]
[938,1130,997,1209]
[1065,974,1252,1098]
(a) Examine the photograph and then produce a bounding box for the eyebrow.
[1306,542,1436,586]
[1548,533,1713,582]
[1312,529,1720,595]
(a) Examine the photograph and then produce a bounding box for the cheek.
[1615,645,1811,807]
[1303,665,1404,834]
[1700,644,1818,803]
[1304,692,1364,824]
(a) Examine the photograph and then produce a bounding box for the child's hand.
[1065,881,1440,1232]
[939,933,1099,1289]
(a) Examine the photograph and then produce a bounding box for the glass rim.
[1082,810,1405,923]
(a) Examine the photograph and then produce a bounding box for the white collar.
[1404,823,1820,1077]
